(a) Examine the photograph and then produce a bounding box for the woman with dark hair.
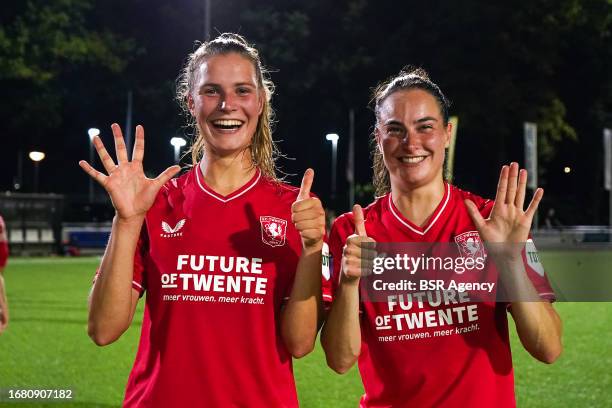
[321,67,562,407]
[81,33,327,407]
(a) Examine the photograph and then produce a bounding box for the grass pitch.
[0,254,610,407]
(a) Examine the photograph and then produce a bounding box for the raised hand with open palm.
[464,162,543,260]
[79,124,180,222]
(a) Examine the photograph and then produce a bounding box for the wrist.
[340,273,360,287]
[492,254,524,268]
[114,214,145,230]
[302,240,324,255]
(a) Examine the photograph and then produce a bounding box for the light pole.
[88,128,100,203]
[170,137,187,164]
[326,133,339,199]
[204,0,211,40]
[28,151,45,193]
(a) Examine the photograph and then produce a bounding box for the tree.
[0,0,136,191]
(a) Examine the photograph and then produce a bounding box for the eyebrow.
[383,117,438,126]
[383,120,405,126]
[200,82,257,88]
[415,116,438,123]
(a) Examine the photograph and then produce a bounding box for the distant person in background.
[544,208,563,230]
[321,67,562,407]
[0,214,9,334]
[79,33,327,407]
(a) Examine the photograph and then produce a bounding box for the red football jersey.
[115,166,311,407]
[0,215,8,269]
[327,184,555,408]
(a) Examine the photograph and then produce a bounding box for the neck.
[391,179,446,227]
[199,148,256,195]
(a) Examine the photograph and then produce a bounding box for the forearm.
[497,257,562,363]
[0,272,7,315]
[281,246,322,358]
[510,301,562,363]
[0,243,7,311]
[321,279,361,374]
[88,215,143,345]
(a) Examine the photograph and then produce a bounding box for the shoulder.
[450,185,494,215]
[259,176,319,203]
[150,167,193,210]
[161,167,192,193]
[331,197,384,238]
[264,177,300,197]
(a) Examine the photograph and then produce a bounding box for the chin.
[209,143,251,158]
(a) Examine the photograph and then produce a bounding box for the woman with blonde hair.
[81,33,327,407]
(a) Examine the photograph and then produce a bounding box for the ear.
[187,94,195,117]
[444,122,452,148]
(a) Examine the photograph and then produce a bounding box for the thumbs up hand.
[291,169,326,251]
[341,205,377,286]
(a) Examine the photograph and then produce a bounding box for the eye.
[387,126,404,135]
[236,86,252,95]
[419,124,434,131]
[202,87,218,96]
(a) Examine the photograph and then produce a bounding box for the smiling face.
[188,52,263,158]
[376,88,451,190]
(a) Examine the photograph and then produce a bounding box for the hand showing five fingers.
[464,162,543,259]
[78,124,181,222]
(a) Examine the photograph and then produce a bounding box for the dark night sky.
[1,0,610,224]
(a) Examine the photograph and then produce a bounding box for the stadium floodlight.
[325,133,339,143]
[170,137,187,164]
[87,128,100,203]
[28,151,45,193]
[28,151,45,162]
[325,133,340,199]
[88,128,100,141]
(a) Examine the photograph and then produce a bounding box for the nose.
[219,93,237,111]
[400,131,421,150]
[401,132,412,145]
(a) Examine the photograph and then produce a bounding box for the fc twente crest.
[260,216,287,247]
[454,231,486,260]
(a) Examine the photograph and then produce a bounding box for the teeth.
[212,119,243,126]
[400,156,427,164]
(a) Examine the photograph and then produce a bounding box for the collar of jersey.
[387,183,451,236]
[194,164,261,203]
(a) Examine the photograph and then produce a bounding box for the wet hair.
[370,66,451,196]
[176,33,279,179]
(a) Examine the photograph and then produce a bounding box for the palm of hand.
[465,163,543,259]
[479,202,532,244]
[79,124,180,221]
[103,162,159,219]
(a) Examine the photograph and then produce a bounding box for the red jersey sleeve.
[0,242,7,270]
[321,238,334,306]
[0,216,8,269]
[92,224,149,297]
[326,214,354,301]
[521,238,556,301]
[131,225,149,296]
